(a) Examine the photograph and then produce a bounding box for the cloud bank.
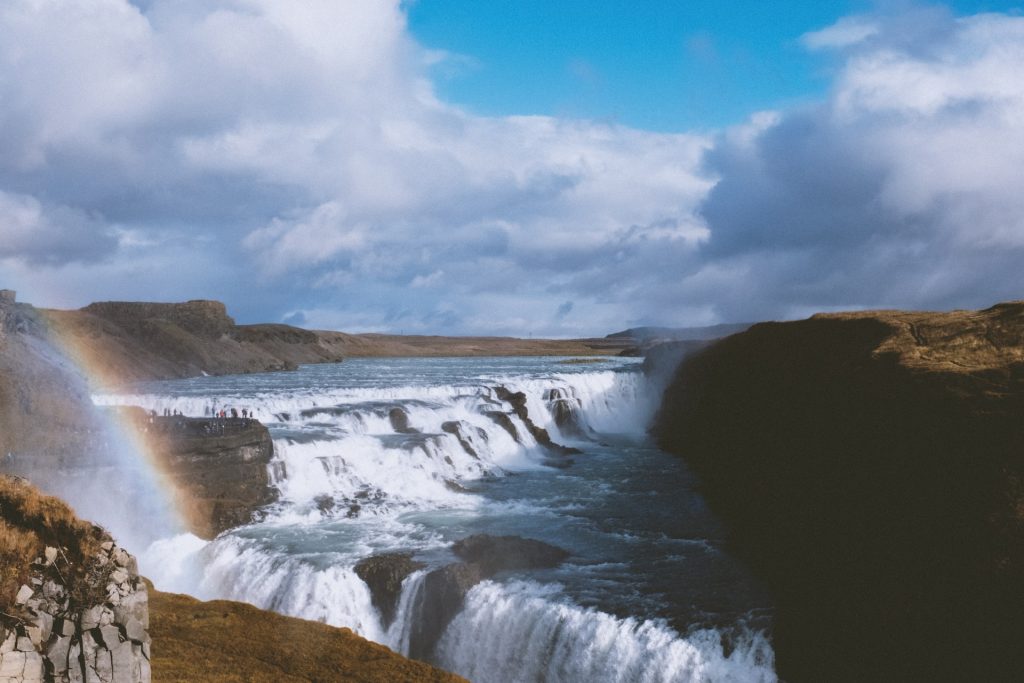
[1,1,1022,334]
[697,7,1024,321]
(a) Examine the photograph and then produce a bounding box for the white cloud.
[2,2,1024,333]
[802,16,880,50]
[696,11,1024,321]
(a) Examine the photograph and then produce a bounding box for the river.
[96,356,775,683]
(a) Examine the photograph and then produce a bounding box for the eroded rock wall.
[654,302,1024,681]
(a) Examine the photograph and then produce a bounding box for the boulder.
[388,408,419,434]
[354,553,425,628]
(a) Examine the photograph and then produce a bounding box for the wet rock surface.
[121,410,277,539]
[493,386,581,456]
[407,535,570,660]
[354,554,426,628]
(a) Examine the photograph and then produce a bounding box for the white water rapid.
[96,357,776,682]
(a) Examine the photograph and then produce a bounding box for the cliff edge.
[654,302,1024,682]
[42,300,348,385]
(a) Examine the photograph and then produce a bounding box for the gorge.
[3,293,1023,681]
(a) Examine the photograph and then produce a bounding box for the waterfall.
[95,359,775,682]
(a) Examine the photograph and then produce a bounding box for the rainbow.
[36,309,191,544]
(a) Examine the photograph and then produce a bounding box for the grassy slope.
[149,589,467,683]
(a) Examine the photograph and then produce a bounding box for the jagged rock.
[354,553,425,628]
[120,409,277,539]
[545,387,584,436]
[14,586,33,606]
[44,637,70,675]
[408,535,570,660]
[80,607,104,632]
[121,618,145,645]
[0,479,152,683]
[483,411,519,442]
[113,591,148,632]
[440,421,487,459]
[388,408,419,434]
[493,387,581,456]
[408,563,487,661]
[0,631,15,654]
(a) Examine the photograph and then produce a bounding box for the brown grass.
[148,587,467,683]
[0,475,107,614]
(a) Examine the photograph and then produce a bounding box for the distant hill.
[28,297,635,386]
[606,322,754,342]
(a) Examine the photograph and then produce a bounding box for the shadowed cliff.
[654,302,1024,682]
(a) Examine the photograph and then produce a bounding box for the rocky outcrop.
[41,301,348,386]
[653,302,1024,682]
[440,421,487,459]
[407,535,569,660]
[0,477,151,683]
[0,293,101,463]
[124,412,277,539]
[493,387,581,456]
[353,554,425,628]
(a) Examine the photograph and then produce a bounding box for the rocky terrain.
[0,475,150,683]
[0,476,463,683]
[32,296,640,387]
[1,292,465,680]
[654,301,1024,682]
[356,534,570,661]
[121,411,278,539]
[42,300,349,385]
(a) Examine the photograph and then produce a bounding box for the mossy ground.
[148,587,467,683]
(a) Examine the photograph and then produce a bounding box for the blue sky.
[1,1,1024,335]
[408,0,1021,130]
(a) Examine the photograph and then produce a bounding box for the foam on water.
[436,581,776,683]
[98,358,775,681]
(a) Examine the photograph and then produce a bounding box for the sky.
[1,0,1023,336]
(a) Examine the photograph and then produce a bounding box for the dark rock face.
[544,387,583,436]
[440,421,487,458]
[653,303,1024,682]
[389,408,419,434]
[354,553,426,628]
[493,386,581,456]
[407,535,569,661]
[451,534,570,574]
[125,411,278,539]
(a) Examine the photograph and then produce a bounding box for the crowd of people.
[147,404,258,435]
[151,406,254,419]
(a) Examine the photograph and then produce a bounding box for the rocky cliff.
[0,476,151,683]
[40,297,642,385]
[123,411,278,539]
[42,300,349,385]
[654,302,1024,682]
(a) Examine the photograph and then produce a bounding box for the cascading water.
[95,356,776,682]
